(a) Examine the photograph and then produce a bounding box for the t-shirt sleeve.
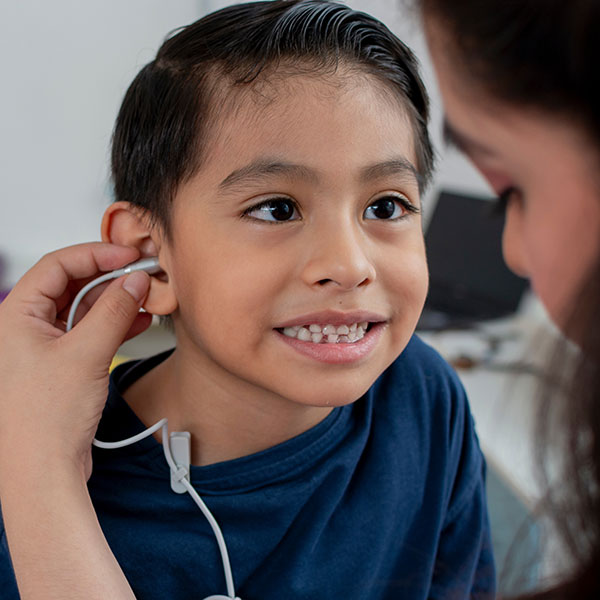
[429,460,496,599]
[429,382,496,600]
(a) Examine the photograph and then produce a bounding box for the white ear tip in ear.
[123,256,163,275]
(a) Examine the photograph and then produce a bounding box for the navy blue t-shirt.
[0,335,495,599]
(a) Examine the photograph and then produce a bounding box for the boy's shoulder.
[369,334,476,466]
[368,334,486,533]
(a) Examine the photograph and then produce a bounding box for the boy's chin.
[286,382,375,409]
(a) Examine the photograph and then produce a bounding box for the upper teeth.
[282,322,369,344]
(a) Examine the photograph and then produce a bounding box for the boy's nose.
[301,223,376,291]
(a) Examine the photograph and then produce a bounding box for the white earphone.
[66,258,241,600]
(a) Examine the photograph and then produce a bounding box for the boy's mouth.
[276,321,373,344]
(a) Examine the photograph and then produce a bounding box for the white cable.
[91,418,168,450]
[93,417,239,599]
[180,479,237,599]
[66,272,118,331]
[160,424,238,600]
[65,258,240,599]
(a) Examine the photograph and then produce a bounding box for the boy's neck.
[122,349,334,467]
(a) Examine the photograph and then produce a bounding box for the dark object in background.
[417,190,529,331]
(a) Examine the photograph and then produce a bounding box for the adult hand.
[0,242,150,600]
[0,242,151,479]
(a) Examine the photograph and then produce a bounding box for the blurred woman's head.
[418,1,600,597]
[420,0,600,334]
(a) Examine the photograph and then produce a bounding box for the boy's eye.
[244,198,300,222]
[364,195,417,220]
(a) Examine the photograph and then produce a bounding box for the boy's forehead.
[216,66,407,116]
[201,69,416,171]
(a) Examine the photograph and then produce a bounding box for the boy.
[0,1,495,598]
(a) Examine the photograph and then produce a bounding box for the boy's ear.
[101,202,178,316]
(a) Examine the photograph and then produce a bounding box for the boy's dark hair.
[111,0,434,235]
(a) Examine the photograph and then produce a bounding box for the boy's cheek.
[385,251,428,298]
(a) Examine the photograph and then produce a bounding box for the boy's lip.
[275,321,387,364]
[274,310,387,329]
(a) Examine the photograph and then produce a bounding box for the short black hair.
[111,0,434,235]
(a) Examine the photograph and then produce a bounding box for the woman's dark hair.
[419,0,600,146]
[111,0,434,235]
[418,0,600,597]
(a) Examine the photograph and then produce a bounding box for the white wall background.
[0,0,489,287]
[0,0,205,285]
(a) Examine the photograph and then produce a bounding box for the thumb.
[69,270,151,364]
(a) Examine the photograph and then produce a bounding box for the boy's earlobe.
[101,202,178,316]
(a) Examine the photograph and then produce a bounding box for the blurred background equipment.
[418,190,529,331]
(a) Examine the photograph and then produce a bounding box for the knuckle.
[36,251,55,268]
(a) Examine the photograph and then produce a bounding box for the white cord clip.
[169,431,191,493]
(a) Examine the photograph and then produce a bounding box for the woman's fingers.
[12,243,140,319]
[65,271,151,365]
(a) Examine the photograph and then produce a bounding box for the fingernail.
[122,271,150,302]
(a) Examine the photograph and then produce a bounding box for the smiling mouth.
[276,321,375,344]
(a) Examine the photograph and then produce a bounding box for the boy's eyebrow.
[218,156,421,191]
[443,118,495,157]
[359,157,420,186]
[218,160,319,191]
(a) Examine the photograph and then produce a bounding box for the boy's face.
[161,73,428,407]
